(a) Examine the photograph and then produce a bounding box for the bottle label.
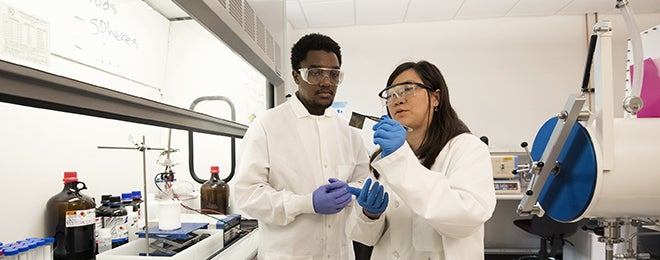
[95,217,102,242]
[127,211,139,242]
[105,216,129,241]
[65,209,96,227]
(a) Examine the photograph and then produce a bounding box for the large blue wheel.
[531,117,598,222]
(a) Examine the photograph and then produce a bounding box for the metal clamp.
[517,95,586,216]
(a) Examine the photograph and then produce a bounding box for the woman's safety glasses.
[378,82,433,104]
[298,67,344,85]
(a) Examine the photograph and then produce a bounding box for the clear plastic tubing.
[619,0,644,98]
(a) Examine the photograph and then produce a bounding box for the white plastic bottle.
[3,247,18,260]
[26,239,44,260]
[42,237,54,260]
[15,244,27,260]
[158,199,182,230]
[23,240,37,260]
[97,228,112,253]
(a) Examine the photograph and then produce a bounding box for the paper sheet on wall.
[0,2,50,66]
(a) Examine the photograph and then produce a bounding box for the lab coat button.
[394,201,400,208]
[327,224,331,228]
[393,251,399,258]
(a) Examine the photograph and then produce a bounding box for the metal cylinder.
[583,118,660,218]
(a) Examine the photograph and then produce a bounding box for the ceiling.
[148,0,660,28]
[285,0,660,29]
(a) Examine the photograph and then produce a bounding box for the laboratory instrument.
[493,180,521,195]
[515,2,660,258]
[491,155,518,179]
[491,155,521,195]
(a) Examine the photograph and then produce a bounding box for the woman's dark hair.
[290,33,342,70]
[372,61,470,178]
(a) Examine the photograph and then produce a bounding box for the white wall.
[287,13,660,152]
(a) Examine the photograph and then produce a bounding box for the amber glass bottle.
[200,166,229,214]
[46,171,96,260]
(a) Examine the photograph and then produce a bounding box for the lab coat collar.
[290,93,337,119]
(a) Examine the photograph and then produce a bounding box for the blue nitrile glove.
[347,178,389,215]
[373,115,407,157]
[313,178,352,214]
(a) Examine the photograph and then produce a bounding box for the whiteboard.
[0,0,169,88]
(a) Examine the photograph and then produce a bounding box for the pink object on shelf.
[630,58,660,118]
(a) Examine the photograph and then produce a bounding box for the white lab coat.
[234,96,369,260]
[349,133,497,259]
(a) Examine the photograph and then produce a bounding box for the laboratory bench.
[496,194,524,200]
[96,214,259,260]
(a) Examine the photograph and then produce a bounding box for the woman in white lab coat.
[348,60,497,259]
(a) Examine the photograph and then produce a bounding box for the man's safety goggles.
[298,67,344,85]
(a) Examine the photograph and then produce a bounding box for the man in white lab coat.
[234,33,369,260]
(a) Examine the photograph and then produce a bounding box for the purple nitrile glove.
[347,178,389,215]
[313,178,352,214]
[373,115,406,157]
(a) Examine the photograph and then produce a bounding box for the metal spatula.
[348,112,412,131]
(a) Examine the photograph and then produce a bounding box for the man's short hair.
[290,33,342,70]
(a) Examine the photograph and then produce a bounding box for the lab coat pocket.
[337,164,355,181]
[412,215,443,251]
